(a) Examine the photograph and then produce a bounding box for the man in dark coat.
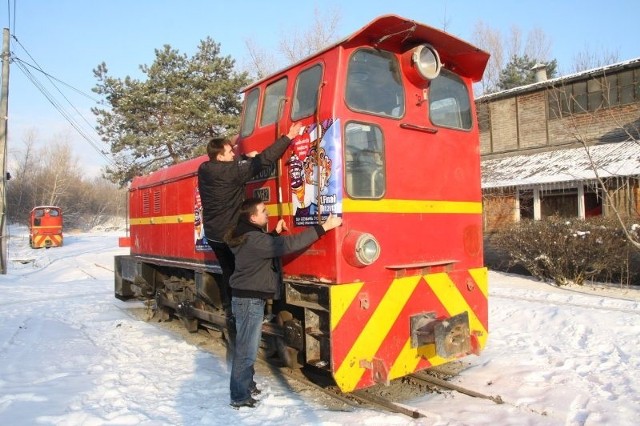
[197,123,303,316]
[225,197,342,408]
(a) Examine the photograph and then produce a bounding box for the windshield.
[345,49,404,118]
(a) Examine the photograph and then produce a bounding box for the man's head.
[206,137,235,162]
[239,197,268,228]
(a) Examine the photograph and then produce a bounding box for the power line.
[13,58,113,164]
[12,56,98,102]
[8,34,114,165]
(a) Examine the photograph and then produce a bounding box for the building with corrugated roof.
[477,58,640,232]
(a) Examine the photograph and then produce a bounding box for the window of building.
[518,190,534,219]
[344,122,385,198]
[547,86,571,119]
[345,48,404,118]
[547,68,639,119]
[618,70,635,105]
[241,88,260,137]
[429,69,473,130]
[540,188,578,218]
[605,74,619,107]
[292,64,322,121]
[584,190,603,217]
[260,78,288,127]
[587,78,603,112]
[572,81,588,113]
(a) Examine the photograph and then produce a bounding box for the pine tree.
[497,55,558,91]
[92,38,250,185]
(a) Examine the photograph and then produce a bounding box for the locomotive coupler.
[410,311,471,358]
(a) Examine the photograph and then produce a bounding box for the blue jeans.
[230,297,265,403]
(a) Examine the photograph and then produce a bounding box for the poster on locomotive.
[194,186,210,251]
[288,118,343,226]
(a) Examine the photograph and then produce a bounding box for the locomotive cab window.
[345,49,404,118]
[429,69,472,130]
[344,122,386,198]
[241,88,260,137]
[260,77,288,127]
[292,64,323,121]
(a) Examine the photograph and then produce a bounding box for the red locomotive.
[29,206,63,248]
[115,14,490,392]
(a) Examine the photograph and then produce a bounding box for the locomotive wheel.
[275,311,301,369]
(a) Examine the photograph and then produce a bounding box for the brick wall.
[517,92,547,149]
[483,191,517,232]
[489,98,518,152]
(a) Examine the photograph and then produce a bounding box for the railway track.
[120,306,556,421]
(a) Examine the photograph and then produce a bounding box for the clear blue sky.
[3,0,639,176]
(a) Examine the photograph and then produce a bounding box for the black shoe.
[230,397,258,409]
[250,386,261,396]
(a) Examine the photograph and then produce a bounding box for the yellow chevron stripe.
[389,338,447,380]
[342,199,482,214]
[334,275,421,392]
[425,273,487,347]
[330,282,365,330]
[468,267,489,298]
[130,214,195,225]
[33,235,62,246]
[388,269,488,378]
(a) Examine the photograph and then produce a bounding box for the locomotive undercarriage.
[114,255,333,373]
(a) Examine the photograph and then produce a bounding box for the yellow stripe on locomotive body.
[330,267,488,393]
[130,214,196,226]
[342,199,483,215]
[268,199,482,217]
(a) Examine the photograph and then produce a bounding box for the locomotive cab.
[235,15,490,391]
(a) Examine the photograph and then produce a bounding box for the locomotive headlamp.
[342,231,381,267]
[412,44,441,80]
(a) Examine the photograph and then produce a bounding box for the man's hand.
[321,213,343,232]
[275,219,288,234]
[287,122,304,140]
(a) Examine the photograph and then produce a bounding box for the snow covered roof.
[482,140,640,189]
[476,57,640,102]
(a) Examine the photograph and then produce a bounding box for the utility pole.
[0,28,10,274]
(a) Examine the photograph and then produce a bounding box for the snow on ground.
[1,225,639,425]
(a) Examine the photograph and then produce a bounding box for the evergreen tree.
[92,38,250,185]
[497,55,558,91]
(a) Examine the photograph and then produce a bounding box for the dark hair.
[238,197,264,223]
[206,137,232,161]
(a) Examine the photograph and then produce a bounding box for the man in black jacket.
[197,122,303,319]
[225,197,342,408]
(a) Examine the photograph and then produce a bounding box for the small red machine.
[29,206,63,249]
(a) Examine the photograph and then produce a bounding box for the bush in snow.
[491,216,637,286]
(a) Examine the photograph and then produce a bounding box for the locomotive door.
[280,63,335,232]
